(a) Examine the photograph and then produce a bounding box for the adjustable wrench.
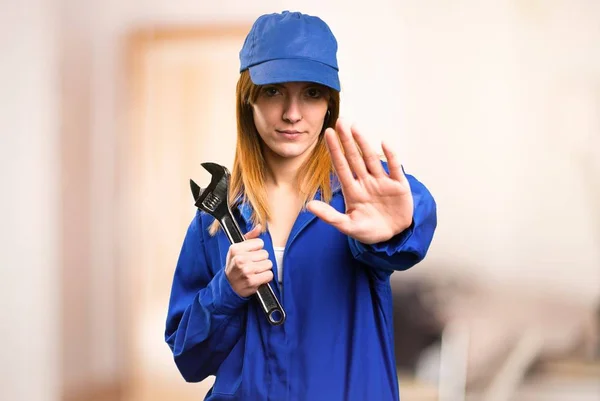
[190,162,286,326]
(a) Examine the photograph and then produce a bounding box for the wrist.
[205,268,250,315]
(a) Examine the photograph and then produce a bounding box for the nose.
[282,97,302,124]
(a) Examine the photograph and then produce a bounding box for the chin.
[275,151,304,159]
[273,145,309,159]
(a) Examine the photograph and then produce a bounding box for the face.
[252,82,330,164]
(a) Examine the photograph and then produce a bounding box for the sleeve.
[164,211,250,382]
[347,163,437,278]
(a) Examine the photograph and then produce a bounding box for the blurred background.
[1,0,599,400]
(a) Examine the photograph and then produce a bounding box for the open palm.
[307,119,414,245]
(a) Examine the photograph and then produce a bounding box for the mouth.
[276,130,302,135]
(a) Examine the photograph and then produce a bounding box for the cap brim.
[248,58,340,92]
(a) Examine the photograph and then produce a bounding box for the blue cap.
[239,11,340,91]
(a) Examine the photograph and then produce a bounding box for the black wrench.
[190,162,286,326]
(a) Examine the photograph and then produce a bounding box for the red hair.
[208,71,340,235]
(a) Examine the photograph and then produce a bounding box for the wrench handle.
[256,283,286,326]
[219,213,245,243]
[218,212,286,326]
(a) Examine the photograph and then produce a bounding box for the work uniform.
[165,163,437,401]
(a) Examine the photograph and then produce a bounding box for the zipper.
[266,230,284,298]
[281,214,317,291]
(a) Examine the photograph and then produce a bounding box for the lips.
[276,130,302,135]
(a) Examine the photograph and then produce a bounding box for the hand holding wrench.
[190,162,286,326]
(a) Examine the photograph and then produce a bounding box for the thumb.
[244,223,262,240]
[226,223,262,267]
[307,201,348,229]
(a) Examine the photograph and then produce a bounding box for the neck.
[262,149,311,190]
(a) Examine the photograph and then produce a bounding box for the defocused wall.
[96,0,600,394]
[0,0,598,400]
[98,0,600,299]
[0,0,60,401]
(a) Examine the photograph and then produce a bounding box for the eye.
[262,86,281,97]
[305,87,323,99]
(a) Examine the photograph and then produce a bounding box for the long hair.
[208,70,341,235]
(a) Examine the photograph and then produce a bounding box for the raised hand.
[307,119,414,245]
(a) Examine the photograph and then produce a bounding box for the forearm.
[166,268,249,382]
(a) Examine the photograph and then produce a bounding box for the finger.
[324,128,356,189]
[244,224,262,239]
[306,200,350,232]
[381,141,406,182]
[232,237,265,255]
[230,254,250,272]
[248,249,270,262]
[251,270,274,287]
[252,258,274,274]
[351,124,386,177]
[336,119,368,178]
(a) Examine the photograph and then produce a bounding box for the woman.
[165,10,437,401]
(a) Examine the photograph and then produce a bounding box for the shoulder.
[186,209,218,239]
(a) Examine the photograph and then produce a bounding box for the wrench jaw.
[190,163,230,212]
[201,162,228,183]
[190,179,203,202]
[190,169,244,243]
